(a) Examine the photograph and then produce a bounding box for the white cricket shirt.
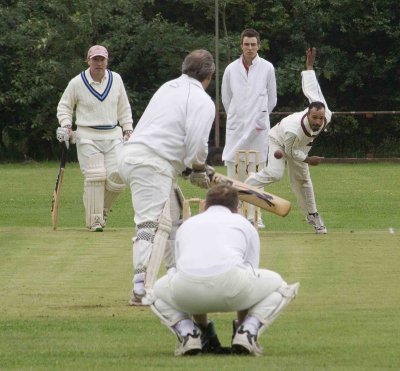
[175,205,260,277]
[127,74,215,173]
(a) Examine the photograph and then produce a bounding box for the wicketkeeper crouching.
[150,184,300,356]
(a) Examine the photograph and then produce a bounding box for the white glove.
[189,165,215,189]
[56,126,72,148]
[123,129,133,142]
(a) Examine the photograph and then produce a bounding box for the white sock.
[173,319,196,337]
[133,274,145,296]
[242,316,261,335]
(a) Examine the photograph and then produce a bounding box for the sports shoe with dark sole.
[232,326,263,356]
[198,321,231,354]
[306,213,327,234]
[128,292,146,306]
[174,328,202,356]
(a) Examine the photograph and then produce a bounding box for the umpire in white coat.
[221,29,277,228]
[118,50,216,306]
[246,48,332,234]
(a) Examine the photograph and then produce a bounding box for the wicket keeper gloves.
[189,164,215,189]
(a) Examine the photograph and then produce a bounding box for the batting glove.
[56,125,72,149]
[189,164,215,189]
[123,129,133,142]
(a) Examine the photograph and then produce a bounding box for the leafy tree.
[0,0,399,160]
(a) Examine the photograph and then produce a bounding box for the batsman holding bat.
[118,50,216,306]
[246,48,332,234]
[56,45,133,232]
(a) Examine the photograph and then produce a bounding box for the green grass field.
[0,162,399,370]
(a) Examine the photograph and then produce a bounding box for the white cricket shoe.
[128,292,146,306]
[89,215,103,232]
[232,326,263,356]
[232,282,300,356]
[90,223,103,232]
[128,279,147,306]
[306,213,327,234]
[173,327,202,356]
[257,218,266,229]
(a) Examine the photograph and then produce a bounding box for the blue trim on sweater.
[81,69,113,102]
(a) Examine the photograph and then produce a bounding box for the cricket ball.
[274,149,284,159]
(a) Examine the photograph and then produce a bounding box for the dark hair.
[240,29,261,45]
[182,49,215,82]
[205,184,239,212]
[308,101,326,112]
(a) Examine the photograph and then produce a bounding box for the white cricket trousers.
[154,265,286,324]
[118,143,181,275]
[76,138,122,175]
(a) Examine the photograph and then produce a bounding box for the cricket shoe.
[197,320,231,354]
[89,223,103,232]
[150,305,202,356]
[306,212,327,234]
[174,328,202,356]
[128,292,146,306]
[232,282,300,356]
[89,215,103,232]
[128,283,147,306]
[257,218,266,229]
[231,325,263,356]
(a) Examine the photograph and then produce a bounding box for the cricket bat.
[210,172,291,217]
[51,143,68,230]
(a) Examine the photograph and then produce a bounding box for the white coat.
[221,54,277,162]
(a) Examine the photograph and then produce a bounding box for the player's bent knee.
[106,171,126,193]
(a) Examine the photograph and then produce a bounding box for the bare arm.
[306,47,316,70]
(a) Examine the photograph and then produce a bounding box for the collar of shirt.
[241,54,260,73]
[85,68,108,85]
[301,114,326,137]
[241,55,250,73]
[181,73,205,91]
[206,205,233,214]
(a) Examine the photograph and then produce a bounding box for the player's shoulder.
[109,70,123,81]
[257,56,275,69]
[225,57,242,70]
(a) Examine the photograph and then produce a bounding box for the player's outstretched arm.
[306,47,316,70]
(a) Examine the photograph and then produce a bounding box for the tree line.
[1,0,399,161]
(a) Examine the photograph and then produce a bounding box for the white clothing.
[77,138,122,175]
[175,205,259,276]
[154,266,285,320]
[118,74,215,278]
[126,74,215,173]
[153,205,288,324]
[57,67,133,229]
[118,144,178,273]
[221,54,277,162]
[248,70,331,215]
[269,70,332,161]
[57,68,133,140]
